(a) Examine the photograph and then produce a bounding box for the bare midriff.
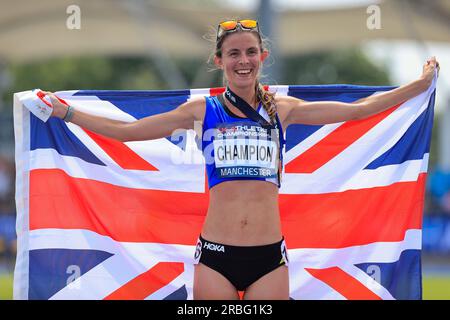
[201,180,282,246]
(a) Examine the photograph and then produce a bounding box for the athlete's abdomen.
[201,180,282,246]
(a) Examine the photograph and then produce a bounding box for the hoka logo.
[203,242,225,252]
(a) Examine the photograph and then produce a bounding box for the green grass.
[422,276,450,300]
[0,273,448,300]
[0,274,13,300]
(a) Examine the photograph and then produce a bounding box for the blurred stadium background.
[0,0,450,300]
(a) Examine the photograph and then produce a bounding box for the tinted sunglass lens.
[239,20,257,29]
[220,21,238,31]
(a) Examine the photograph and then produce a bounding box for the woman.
[44,19,439,300]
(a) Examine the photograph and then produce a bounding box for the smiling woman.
[40,17,438,300]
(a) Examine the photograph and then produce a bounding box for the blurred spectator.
[0,156,13,203]
[440,191,450,215]
[422,167,450,255]
[426,167,450,216]
[428,167,450,198]
[0,155,16,268]
[0,214,15,258]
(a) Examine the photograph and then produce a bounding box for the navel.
[240,219,248,228]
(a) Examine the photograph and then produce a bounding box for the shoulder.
[176,96,206,122]
[274,95,305,126]
[274,95,305,107]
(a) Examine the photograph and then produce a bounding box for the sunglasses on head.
[216,19,260,42]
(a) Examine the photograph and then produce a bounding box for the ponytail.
[255,82,277,125]
[255,82,282,185]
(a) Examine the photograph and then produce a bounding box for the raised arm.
[45,92,205,142]
[278,57,439,127]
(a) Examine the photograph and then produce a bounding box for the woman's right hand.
[42,91,69,119]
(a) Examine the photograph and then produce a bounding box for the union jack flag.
[13,79,436,300]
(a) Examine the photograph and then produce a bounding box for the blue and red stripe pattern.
[13,80,436,300]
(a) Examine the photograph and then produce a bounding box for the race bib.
[213,123,279,179]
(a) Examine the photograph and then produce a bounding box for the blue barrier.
[422,215,450,254]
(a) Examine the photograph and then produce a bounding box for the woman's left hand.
[421,56,440,88]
